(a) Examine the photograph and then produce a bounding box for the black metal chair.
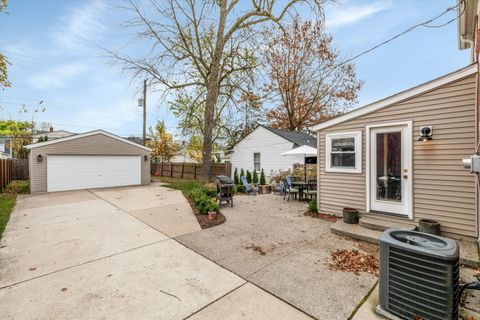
[306,179,317,200]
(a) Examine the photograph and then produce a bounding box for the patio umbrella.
[282,145,317,181]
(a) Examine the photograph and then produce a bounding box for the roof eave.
[457,0,477,50]
[309,64,478,132]
[25,129,152,152]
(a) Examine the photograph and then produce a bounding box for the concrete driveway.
[0,183,311,320]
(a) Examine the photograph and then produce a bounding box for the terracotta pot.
[207,211,217,220]
[260,185,271,194]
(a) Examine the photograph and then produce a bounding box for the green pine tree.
[246,170,252,183]
[240,168,245,179]
[233,168,239,185]
[252,170,258,184]
[260,169,266,185]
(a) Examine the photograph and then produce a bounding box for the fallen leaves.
[328,249,378,276]
[245,244,267,255]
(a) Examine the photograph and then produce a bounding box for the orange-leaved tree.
[264,17,362,132]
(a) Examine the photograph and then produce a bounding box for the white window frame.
[253,152,261,171]
[325,131,362,173]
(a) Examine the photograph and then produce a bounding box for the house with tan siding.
[311,65,478,242]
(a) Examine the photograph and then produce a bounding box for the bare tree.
[110,0,326,181]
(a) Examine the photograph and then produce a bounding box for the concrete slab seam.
[87,190,171,238]
[0,239,169,290]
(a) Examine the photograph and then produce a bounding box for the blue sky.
[0,0,471,138]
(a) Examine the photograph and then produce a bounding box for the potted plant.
[206,198,220,220]
[259,169,270,194]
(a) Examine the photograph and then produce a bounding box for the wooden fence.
[12,159,29,180]
[152,162,231,181]
[0,158,29,192]
[0,159,13,192]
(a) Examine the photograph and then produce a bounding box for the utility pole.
[142,79,147,145]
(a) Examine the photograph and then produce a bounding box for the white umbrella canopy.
[281,145,317,156]
[282,145,318,181]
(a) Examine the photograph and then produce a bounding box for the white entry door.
[47,155,141,192]
[368,124,411,217]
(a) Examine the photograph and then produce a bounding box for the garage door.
[47,155,141,192]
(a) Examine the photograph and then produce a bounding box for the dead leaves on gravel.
[328,249,379,276]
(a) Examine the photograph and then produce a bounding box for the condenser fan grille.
[379,229,459,320]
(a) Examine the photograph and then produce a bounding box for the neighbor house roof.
[260,125,316,147]
[26,129,152,151]
[310,64,478,132]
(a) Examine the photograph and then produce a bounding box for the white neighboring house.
[33,127,74,143]
[229,125,316,179]
[0,137,12,159]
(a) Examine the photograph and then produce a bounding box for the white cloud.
[52,0,107,50]
[27,62,90,90]
[326,1,392,29]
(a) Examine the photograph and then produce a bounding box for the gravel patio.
[175,193,379,320]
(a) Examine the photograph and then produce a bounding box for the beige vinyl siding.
[318,75,477,240]
[30,133,150,193]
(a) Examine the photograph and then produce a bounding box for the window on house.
[253,153,261,171]
[325,131,362,173]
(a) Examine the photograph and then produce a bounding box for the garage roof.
[25,129,152,151]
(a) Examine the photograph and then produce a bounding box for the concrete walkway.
[0,184,310,320]
[176,194,378,320]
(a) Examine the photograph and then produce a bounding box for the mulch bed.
[304,210,338,222]
[328,249,379,276]
[184,195,226,229]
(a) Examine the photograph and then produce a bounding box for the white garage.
[26,130,152,193]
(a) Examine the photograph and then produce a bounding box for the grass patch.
[0,180,29,240]
[4,180,29,194]
[0,194,16,241]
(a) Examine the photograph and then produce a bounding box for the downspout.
[460,36,475,62]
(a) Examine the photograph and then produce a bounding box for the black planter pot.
[343,207,359,224]
[418,219,440,235]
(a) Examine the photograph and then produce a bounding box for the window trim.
[253,152,261,171]
[325,131,362,173]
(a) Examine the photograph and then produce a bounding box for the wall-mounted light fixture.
[144,155,149,161]
[36,154,43,162]
[418,126,433,141]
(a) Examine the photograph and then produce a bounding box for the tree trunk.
[202,1,227,182]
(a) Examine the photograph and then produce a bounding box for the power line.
[337,0,466,68]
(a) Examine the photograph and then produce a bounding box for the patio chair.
[273,181,285,195]
[305,180,317,200]
[241,176,259,195]
[283,177,299,202]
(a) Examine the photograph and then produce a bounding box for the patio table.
[291,181,308,201]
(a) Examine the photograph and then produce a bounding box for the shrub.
[240,168,245,179]
[252,170,258,184]
[233,168,239,185]
[202,187,217,198]
[246,170,252,183]
[259,169,266,185]
[236,184,246,193]
[205,198,219,213]
[308,199,318,213]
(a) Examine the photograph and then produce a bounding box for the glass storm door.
[369,125,410,216]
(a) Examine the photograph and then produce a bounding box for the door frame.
[365,121,413,219]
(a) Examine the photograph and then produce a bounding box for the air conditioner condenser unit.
[377,229,459,320]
